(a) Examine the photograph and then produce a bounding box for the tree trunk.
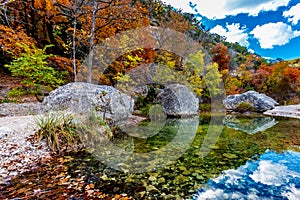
[87,0,97,83]
[73,17,77,82]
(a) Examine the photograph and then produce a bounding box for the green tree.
[4,43,67,95]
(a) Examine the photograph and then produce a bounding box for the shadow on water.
[0,114,299,199]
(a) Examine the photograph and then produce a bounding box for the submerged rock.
[42,82,134,122]
[223,91,277,113]
[155,84,199,117]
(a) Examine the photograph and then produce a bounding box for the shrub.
[7,87,24,99]
[235,102,254,113]
[4,43,67,97]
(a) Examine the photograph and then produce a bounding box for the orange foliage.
[3,0,68,50]
[80,0,150,46]
[159,11,191,33]
[283,67,300,83]
[212,43,231,71]
[0,25,37,68]
[250,62,299,103]
[47,56,76,82]
[251,64,273,92]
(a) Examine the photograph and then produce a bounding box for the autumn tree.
[0,0,73,57]
[54,0,87,81]
[251,61,300,103]
[212,43,231,72]
[75,0,150,82]
[152,50,223,98]
[0,24,36,68]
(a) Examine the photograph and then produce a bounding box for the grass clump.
[35,112,81,154]
[34,111,113,154]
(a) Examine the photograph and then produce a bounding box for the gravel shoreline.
[264,104,300,119]
[0,103,51,184]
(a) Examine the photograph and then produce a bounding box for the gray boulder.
[155,84,199,116]
[223,91,277,113]
[42,82,134,122]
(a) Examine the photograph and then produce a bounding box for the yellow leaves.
[151,50,223,97]
[34,0,54,13]
[185,50,205,72]
[125,54,142,66]
[203,63,222,96]
[114,72,131,82]
[152,64,188,85]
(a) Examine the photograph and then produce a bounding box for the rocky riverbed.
[0,101,299,193]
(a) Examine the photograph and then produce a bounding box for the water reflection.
[1,115,299,199]
[87,116,199,173]
[223,115,277,134]
[194,150,300,200]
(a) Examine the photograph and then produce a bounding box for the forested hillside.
[0,0,299,104]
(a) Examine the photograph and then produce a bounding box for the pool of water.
[1,114,299,199]
[194,150,300,200]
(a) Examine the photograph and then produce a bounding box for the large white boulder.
[223,91,277,113]
[42,82,134,122]
[155,84,199,117]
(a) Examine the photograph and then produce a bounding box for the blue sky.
[162,0,300,60]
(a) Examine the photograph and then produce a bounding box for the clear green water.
[1,114,299,199]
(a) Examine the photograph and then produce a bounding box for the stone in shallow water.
[155,84,199,116]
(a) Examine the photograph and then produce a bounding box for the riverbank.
[264,104,300,119]
[0,115,51,184]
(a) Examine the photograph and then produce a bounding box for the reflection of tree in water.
[86,116,199,173]
[131,118,180,153]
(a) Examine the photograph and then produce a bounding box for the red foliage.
[283,67,300,83]
[212,43,231,71]
[251,64,273,92]
[47,56,76,82]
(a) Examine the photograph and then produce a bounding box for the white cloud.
[210,23,250,47]
[250,22,300,49]
[249,160,292,186]
[195,151,300,200]
[248,49,255,53]
[283,3,300,25]
[162,0,291,19]
[161,0,195,14]
[282,185,300,200]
